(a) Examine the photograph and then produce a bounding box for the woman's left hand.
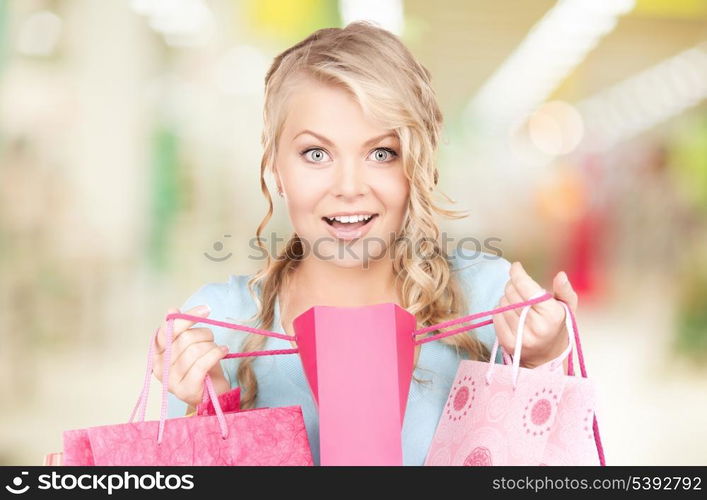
[493,261,578,371]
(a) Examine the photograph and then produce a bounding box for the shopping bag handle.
[493,294,589,379]
[413,291,589,378]
[483,290,574,387]
[412,292,554,344]
[128,312,300,444]
[128,318,230,442]
[161,312,301,359]
[165,295,591,377]
[163,313,297,342]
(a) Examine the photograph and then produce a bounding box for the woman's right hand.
[152,304,231,408]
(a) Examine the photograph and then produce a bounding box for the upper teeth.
[326,214,373,223]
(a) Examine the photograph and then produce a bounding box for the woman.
[156,21,577,465]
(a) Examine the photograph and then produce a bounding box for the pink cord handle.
[162,312,301,360]
[128,311,300,443]
[484,290,574,387]
[412,289,606,466]
[165,312,294,341]
[413,292,554,344]
[128,318,229,442]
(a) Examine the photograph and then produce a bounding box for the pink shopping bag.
[59,315,313,466]
[424,291,606,466]
[294,303,417,465]
[44,388,242,466]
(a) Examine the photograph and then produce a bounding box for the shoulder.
[179,274,258,321]
[447,247,511,312]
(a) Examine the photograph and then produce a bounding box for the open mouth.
[322,213,379,232]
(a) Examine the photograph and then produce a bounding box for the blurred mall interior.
[0,0,706,465]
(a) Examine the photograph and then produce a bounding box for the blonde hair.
[237,21,489,409]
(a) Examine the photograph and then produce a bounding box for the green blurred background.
[0,0,706,465]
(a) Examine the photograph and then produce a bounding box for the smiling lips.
[322,213,379,240]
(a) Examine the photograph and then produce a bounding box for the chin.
[327,258,367,269]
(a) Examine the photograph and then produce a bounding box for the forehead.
[282,78,398,145]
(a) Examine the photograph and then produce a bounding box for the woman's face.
[274,78,409,268]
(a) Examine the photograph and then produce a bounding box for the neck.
[293,256,399,306]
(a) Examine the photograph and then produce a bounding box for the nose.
[331,158,370,199]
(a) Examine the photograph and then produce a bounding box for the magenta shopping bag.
[60,316,313,466]
[294,303,417,465]
[424,291,606,466]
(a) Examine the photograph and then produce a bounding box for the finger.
[503,280,525,317]
[168,328,214,358]
[172,304,212,333]
[181,344,229,393]
[505,280,549,331]
[152,354,179,391]
[493,296,515,348]
[503,298,545,358]
[156,304,211,352]
[510,261,553,316]
[502,308,520,342]
[493,306,520,361]
[171,336,217,373]
[500,284,546,350]
[151,349,186,392]
[174,341,219,381]
[553,271,579,311]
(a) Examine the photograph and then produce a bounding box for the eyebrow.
[292,130,398,148]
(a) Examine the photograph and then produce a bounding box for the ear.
[273,166,283,193]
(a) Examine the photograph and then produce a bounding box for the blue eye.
[300,148,331,163]
[369,147,398,162]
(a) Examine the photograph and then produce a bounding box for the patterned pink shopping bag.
[424,291,606,466]
[58,314,313,466]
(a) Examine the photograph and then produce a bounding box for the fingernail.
[559,272,568,283]
[194,304,211,315]
[220,345,229,353]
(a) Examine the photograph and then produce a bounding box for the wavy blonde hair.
[236,21,490,409]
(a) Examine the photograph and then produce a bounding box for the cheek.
[281,175,328,230]
[286,188,320,221]
[378,173,409,214]
[279,161,323,210]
